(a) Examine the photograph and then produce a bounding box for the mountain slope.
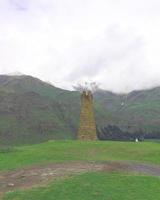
[0,75,160,145]
[0,75,80,145]
[94,88,160,133]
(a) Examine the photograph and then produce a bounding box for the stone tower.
[77,90,97,140]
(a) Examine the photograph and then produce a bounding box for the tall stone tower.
[78,90,97,140]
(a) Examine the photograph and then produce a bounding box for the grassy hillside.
[1,140,160,171]
[0,75,80,145]
[94,88,160,132]
[1,140,160,200]
[0,75,160,145]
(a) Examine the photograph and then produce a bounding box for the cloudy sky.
[0,0,160,92]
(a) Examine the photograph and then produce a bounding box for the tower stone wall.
[77,90,97,140]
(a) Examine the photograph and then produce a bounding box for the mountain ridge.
[0,74,160,145]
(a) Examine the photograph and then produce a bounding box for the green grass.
[3,172,160,200]
[0,141,160,171]
[1,141,160,200]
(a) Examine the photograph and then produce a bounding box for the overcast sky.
[0,0,160,92]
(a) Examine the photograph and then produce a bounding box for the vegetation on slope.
[0,75,79,145]
[0,75,160,145]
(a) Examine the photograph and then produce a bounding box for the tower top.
[73,82,99,94]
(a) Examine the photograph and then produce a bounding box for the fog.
[0,0,160,92]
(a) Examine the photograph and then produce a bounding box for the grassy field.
[1,140,160,200]
[3,172,160,200]
[0,140,160,171]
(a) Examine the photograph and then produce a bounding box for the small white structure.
[121,102,124,106]
[135,138,139,142]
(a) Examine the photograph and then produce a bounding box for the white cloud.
[0,0,160,92]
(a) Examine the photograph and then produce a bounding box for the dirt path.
[0,161,160,196]
[0,162,103,196]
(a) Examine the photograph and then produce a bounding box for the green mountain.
[95,88,160,132]
[0,75,80,145]
[0,75,160,145]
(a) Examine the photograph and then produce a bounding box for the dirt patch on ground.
[0,162,103,195]
[102,161,160,176]
[0,161,160,196]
